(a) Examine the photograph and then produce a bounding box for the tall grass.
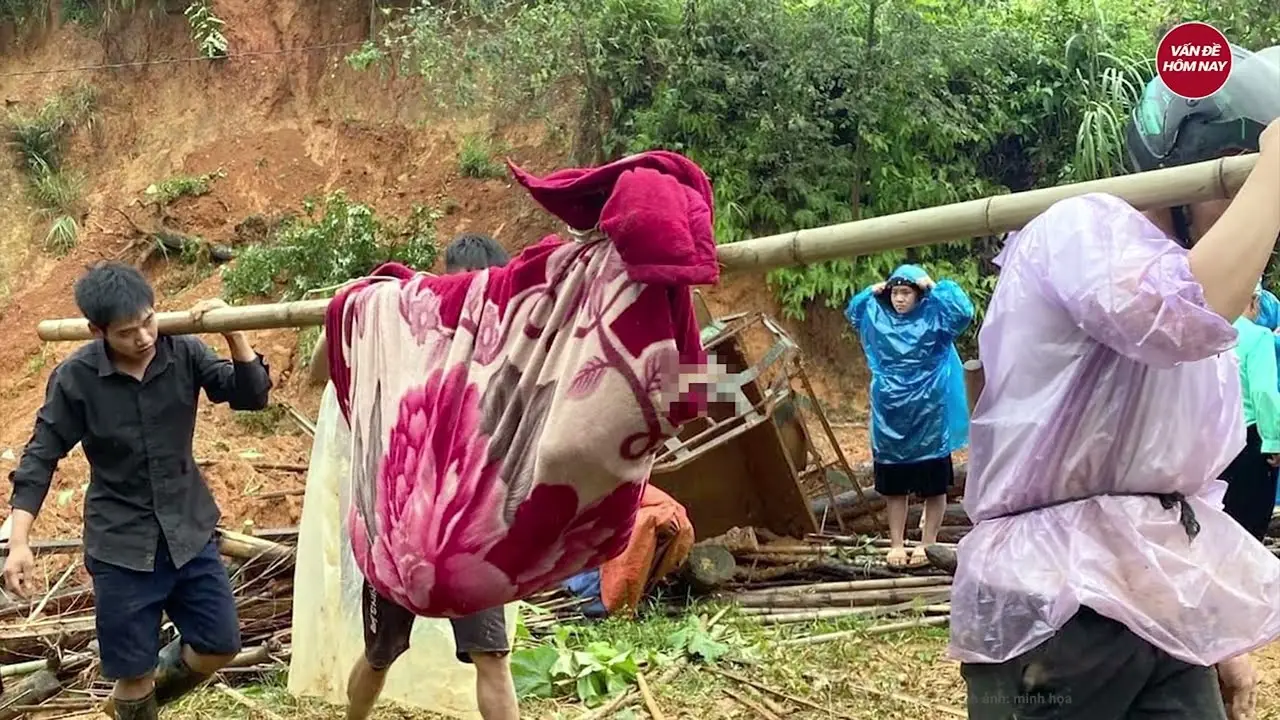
[5,83,98,254]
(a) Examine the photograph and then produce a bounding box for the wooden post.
[963,359,984,415]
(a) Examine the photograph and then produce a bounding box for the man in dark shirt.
[2,262,273,720]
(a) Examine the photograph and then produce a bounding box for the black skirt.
[873,455,954,498]
[1219,424,1277,541]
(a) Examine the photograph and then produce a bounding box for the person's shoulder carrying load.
[325,150,719,619]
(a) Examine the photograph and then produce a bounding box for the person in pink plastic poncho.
[953,45,1280,720]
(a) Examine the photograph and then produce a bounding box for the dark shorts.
[873,455,954,497]
[361,580,509,669]
[962,608,1226,719]
[86,536,241,681]
[1219,424,1277,540]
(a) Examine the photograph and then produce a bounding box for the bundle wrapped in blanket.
[326,151,719,617]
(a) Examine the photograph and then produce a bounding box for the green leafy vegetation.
[184,0,227,58]
[355,0,1280,352]
[5,83,98,254]
[511,610,752,707]
[221,192,441,302]
[232,404,290,435]
[145,168,226,206]
[457,134,508,179]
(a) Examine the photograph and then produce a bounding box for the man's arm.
[9,371,85,546]
[844,283,881,334]
[922,277,975,339]
[1189,120,1280,321]
[1027,193,1238,368]
[307,335,330,387]
[190,334,273,411]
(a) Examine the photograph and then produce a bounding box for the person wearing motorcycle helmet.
[950,44,1280,720]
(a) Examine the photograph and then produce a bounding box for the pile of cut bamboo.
[674,528,954,643]
[0,529,296,719]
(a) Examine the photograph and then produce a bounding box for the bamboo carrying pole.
[35,154,1258,342]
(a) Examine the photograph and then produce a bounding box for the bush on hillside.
[5,83,97,254]
[221,192,440,302]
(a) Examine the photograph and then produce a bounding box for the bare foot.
[886,547,908,568]
[908,546,929,568]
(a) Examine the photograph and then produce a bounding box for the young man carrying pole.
[309,234,521,720]
[2,262,273,720]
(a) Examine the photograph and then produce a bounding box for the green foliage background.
[356,0,1279,349]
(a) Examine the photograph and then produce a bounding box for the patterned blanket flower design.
[326,151,719,617]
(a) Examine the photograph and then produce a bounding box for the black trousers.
[962,609,1225,719]
[1219,424,1277,541]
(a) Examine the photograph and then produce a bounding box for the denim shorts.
[86,536,241,680]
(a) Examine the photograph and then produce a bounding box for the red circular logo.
[1156,22,1232,100]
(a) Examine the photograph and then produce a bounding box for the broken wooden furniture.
[649,293,862,540]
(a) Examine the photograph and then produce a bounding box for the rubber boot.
[111,691,159,720]
[924,544,957,575]
[153,637,212,706]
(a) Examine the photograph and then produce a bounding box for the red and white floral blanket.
[325,151,718,617]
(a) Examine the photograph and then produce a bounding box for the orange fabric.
[599,485,694,614]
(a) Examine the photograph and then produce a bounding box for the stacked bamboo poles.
[35,153,1259,342]
[0,530,298,715]
[681,531,956,645]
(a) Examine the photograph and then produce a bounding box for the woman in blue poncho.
[846,264,974,568]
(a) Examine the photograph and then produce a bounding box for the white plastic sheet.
[288,384,516,718]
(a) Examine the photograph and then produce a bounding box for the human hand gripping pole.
[188,298,256,361]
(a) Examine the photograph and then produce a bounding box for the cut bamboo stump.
[35,153,1259,342]
[682,544,738,593]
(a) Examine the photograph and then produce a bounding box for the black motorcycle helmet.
[1125,44,1280,247]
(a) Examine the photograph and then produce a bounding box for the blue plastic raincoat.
[845,264,974,464]
[1258,289,1280,330]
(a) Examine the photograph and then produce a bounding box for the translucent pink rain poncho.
[950,193,1280,666]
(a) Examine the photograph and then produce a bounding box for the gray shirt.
[8,335,272,571]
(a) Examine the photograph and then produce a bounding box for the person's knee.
[114,672,156,700]
[472,651,512,676]
[185,648,237,674]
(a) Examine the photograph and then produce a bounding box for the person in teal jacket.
[845,264,973,568]
[1220,283,1280,539]
[1251,286,1280,505]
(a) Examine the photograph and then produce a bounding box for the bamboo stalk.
[779,615,950,646]
[723,687,782,720]
[34,153,1257,341]
[714,153,1256,270]
[709,668,858,720]
[732,587,946,609]
[635,673,666,720]
[732,576,950,598]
